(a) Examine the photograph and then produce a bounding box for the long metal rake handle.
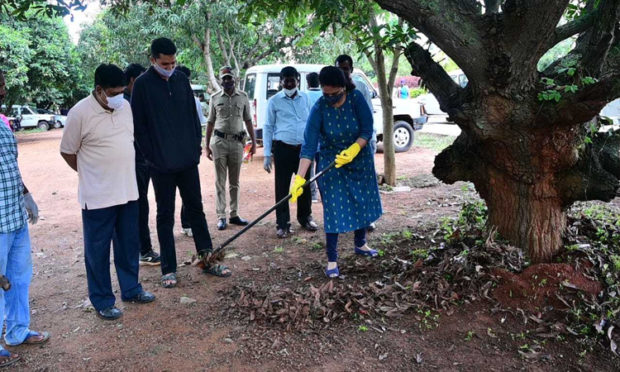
[212,160,336,255]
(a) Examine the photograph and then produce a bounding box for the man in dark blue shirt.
[131,38,231,288]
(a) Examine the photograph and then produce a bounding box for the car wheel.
[393,120,414,152]
[53,120,62,129]
[37,121,50,131]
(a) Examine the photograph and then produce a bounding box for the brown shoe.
[6,331,50,346]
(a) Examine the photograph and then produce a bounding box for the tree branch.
[558,129,620,205]
[387,48,401,97]
[573,0,620,76]
[404,41,466,122]
[550,8,598,47]
[216,30,230,67]
[500,0,571,79]
[541,72,620,127]
[374,0,487,84]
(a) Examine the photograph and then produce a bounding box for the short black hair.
[280,66,299,80]
[94,64,126,89]
[151,37,177,58]
[335,54,353,67]
[306,72,319,88]
[176,65,191,78]
[319,66,346,88]
[124,63,146,81]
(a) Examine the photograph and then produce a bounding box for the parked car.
[1,105,55,130]
[242,64,428,152]
[416,69,468,117]
[36,108,66,128]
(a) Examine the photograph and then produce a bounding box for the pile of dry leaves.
[224,230,525,330]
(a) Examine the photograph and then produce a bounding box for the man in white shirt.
[60,64,155,321]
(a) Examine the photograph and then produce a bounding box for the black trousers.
[180,205,190,228]
[150,165,213,275]
[273,140,312,230]
[136,161,152,255]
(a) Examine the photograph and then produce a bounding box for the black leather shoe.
[123,290,156,304]
[301,219,318,232]
[217,218,227,230]
[97,306,123,320]
[229,216,249,226]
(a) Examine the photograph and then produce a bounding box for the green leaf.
[564,85,578,93]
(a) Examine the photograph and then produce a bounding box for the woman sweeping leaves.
[290,66,382,278]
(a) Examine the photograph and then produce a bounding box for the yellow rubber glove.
[289,175,306,203]
[335,142,361,168]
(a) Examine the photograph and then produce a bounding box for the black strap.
[214,129,244,142]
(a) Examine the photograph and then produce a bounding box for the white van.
[1,105,56,130]
[242,64,428,152]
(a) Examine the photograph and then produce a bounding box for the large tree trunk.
[485,169,566,263]
[433,95,620,262]
[376,0,620,262]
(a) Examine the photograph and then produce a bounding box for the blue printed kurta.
[301,90,382,233]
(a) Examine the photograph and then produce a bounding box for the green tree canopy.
[0,10,84,109]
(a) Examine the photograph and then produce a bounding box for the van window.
[243,73,256,99]
[266,73,281,99]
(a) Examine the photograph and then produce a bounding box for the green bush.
[409,88,427,98]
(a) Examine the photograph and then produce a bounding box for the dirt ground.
[8,129,618,371]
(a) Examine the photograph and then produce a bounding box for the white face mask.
[105,92,125,110]
[282,87,297,97]
[154,63,175,78]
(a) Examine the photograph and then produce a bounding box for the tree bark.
[375,49,396,185]
[379,0,620,263]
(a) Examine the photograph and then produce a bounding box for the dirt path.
[10,129,617,370]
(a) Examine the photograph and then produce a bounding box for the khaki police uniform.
[207,88,251,219]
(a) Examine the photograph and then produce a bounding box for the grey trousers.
[210,136,244,219]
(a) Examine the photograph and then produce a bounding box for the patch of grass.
[611,255,620,272]
[310,242,323,251]
[417,309,440,330]
[411,248,429,260]
[380,232,399,245]
[401,229,413,239]
[413,133,456,152]
[273,246,284,253]
[464,330,475,341]
[14,128,47,136]
[358,325,368,332]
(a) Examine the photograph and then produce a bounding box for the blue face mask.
[324,92,344,106]
[153,63,175,78]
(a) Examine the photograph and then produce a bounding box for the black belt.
[214,129,245,142]
[273,140,302,149]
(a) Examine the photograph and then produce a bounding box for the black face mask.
[324,92,344,106]
[222,81,235,90]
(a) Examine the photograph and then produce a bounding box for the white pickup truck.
[242,64,428,152]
